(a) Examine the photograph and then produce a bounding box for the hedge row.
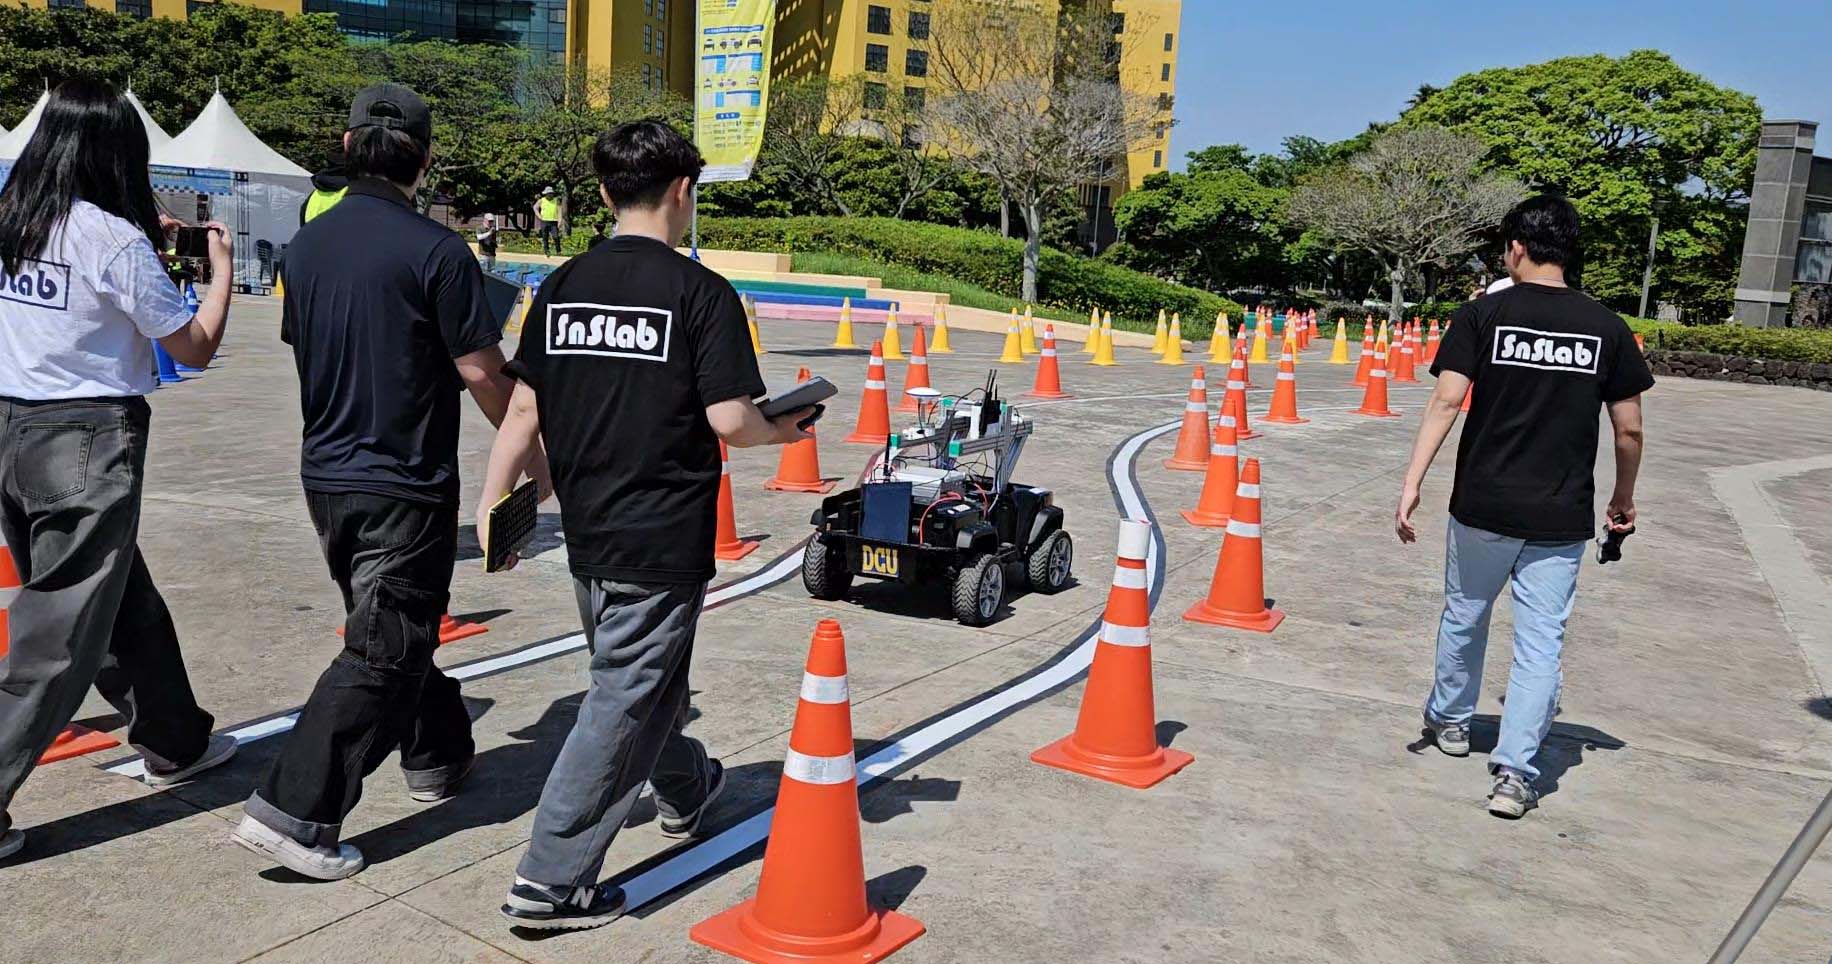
[696,217,1242,336]
[1628,320,1832,364]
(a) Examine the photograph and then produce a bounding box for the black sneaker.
[502,879,627,932]
[403,756,474,804]
[657,758,727,839]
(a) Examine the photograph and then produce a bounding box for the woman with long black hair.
[0,78,240,861]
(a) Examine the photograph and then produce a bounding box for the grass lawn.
[790,251,1093,328]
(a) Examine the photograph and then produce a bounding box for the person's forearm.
[466,372,516,428]
[1611,432,1643,502]
[163,283,231,368]
[1402,394,1462,492]
[719,402,781,448]
[480,415,540,511]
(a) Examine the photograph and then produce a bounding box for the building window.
[1157,92,1171,110]
[1160,63,1171,82]
[49,0,86,8]
[655,29,664,56]
[867,4,892,34]
[644,24,652,53]
[905,49,928,77]
[116,0,150,16]
[904,86,925,110]
[1163,32,1174,52]
[644,0,651,13]
[1153,150,1163,169]
[185,0,212,16]
[865,43,889,73]
[864,81,887,110]
[908,10,929,39]
[656,0,665,15]
[1109,12,1124,34]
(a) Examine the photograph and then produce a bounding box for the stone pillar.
[1735,120,1817,328]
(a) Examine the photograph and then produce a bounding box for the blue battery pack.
[861,482,914,544]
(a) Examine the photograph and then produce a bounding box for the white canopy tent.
[0,90,50,161]
[152,88,310,294]
[126,86,173,154]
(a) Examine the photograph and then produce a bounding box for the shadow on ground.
[1405,714,1626,800]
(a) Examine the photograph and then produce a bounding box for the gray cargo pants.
[0,396,214,835]
[517,577,716,887]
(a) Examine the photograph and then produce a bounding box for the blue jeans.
[1425,518,1584,782]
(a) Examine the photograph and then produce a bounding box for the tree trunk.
[1388,265,1405,327]
[999,195,1010,238]
[1020,199,1043,305]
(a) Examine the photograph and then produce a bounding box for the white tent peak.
[153,90,308,177]
[0,89,52,161]
[124,86,173,153]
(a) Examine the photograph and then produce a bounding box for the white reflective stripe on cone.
[1373,370,1389,378]
[1043,348,1056,356]
[912,357,927,366]
[1225,519,1262,538]
[1236,483,1261,499]
[865,380,886,390]
[1211,444,1237,456]
[1277,372,1295,381]
[1185,402,1206,413]
[1191,379,1206,390]
[783,748,856,785]
[1111,565,1148,590]
[720,462,731,476]
[1100,621,1150,647]
[800,672,849,704]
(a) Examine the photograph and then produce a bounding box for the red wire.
[916,492,964,546]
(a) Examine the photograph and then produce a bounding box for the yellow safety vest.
[303,187,347,223]
[537,197,560,222]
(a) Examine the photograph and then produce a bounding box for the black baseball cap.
[348,83,432,146]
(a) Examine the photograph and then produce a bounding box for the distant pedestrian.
[534,187,561,256]
[0,79,240,862]
[477,213,499,273]
[233,83,547,879]
[478,119,811,931]
[1395,195,1651,818]
[586,219,608,249]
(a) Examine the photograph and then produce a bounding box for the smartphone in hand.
[174,225,211,260]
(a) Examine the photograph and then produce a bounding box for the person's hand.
[204,221,233,273]
[159,213,183,245]
[476,505,518,571]
[1606,495,1637,532]
[1395,485,1421,544]
[769,407,817,445]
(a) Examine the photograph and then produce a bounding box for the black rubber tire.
[802,541,851,601]
[952,553,1004,626]
[1026,530,1073,594]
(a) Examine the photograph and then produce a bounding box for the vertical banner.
[694,0,776,183]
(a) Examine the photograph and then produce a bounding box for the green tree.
[1107,163,1292,293]
[355,39,523,215]
[1403,50,1760,315]
[514,61,689,233]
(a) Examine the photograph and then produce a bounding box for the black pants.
[247,491,473,846]
[538,221,561,255]
[0,396,213,834]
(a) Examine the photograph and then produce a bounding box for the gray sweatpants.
[517,578,714,887]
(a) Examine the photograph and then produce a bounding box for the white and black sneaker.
[502,878,627,931]
[1487,770,1540,819]
[657,759,727,839]
[231,813,365,880]
[1422,714,1471,757]
[0,828,23,861]
[144,734,239,789]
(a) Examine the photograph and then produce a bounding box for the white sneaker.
[144,734,239,789]
[0,828,22,861]
[231,813,365,880]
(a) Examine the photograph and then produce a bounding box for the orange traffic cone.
[1032,519,1194,788]
[337,612,486,646]
[767,367,837,494]
[1224,355,1260,440]
[1024,325,1072,399]
[715,441,759,561]
[1235,332,1255,388]
[844,341,891,446]
[0,538,123,763]
[895,326,931,413]
[1162,366,1212,471]
[1180,421,1239,528]
[1393,326,1419,383]
[691,620,926,962]
[1461,383,1472,413]
[1424,318,1440,364]
[1183,458,1284,632]
[1353,343,1398,417]
[1262,343,1308,424]
[1352,320,1377,387]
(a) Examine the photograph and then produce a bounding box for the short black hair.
[1502,194,1580,267]
[592,119,704,210]
[346,125,428,185]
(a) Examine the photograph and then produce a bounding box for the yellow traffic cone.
[1151,309,1169,355]
[1083,306,1100,353]
[272,272,285,299]
[998,311,1025,363]
[833,296,858,348]
[1020,304,1039,355]
[929,304,953,353]
[1159,312,1184,364]
[1210,313,1230,363]
[1091,311,1117,366]
[1378,318,1390,346]
[1250,320,1269,364]
[881,308,904,360]
[1329,320,1350,364]
[747,296,766,355]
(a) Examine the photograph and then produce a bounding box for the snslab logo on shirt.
[1490,326,1601,375]
[1,257,71,311]
[547,303,672,362]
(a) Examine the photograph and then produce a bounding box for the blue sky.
[1170,0,1831,169]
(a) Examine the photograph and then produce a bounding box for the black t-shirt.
[281,179,502,505]
[506,235,765,584]
[1431,282,1654,542]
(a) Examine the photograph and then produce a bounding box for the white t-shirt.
[0,200,193,399]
